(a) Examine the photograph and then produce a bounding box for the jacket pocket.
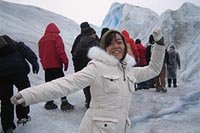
[93,117,119,133]
[102,75,120,93]
[127,76,135,92]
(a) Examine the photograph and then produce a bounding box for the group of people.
[0,21,181,133]
[120,30,181,93]
[146,35,181,92]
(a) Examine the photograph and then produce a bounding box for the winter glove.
[32,62,39,74]
[10,93,25,105]
[64,63,68,71]
[152,29,165,46]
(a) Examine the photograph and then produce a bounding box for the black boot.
[44,101,58,110]
[173,79,177,88]
[168,79,171,87]
[161,87,167,93]
[60,98,74,111]
[17,115,31,126]
[156,87,161,92]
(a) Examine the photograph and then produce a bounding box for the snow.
[14,91,86,133]
[1,1,200,133]
[7,82,200,133]
[130,82,200,133]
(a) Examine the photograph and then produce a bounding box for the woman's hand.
[10,93,25,105]
[152,29,165,46]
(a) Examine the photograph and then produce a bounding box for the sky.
[2,0,200,26]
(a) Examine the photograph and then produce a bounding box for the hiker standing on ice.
[38,23,74,111]
[11,29,166,133]
[0,35,39,133]
[167,44,181,88]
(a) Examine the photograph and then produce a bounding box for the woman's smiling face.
[105,33,125,60]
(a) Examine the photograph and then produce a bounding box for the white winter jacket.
[20,44,165,133]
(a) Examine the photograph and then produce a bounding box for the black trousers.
[83,86,91,104]
[73,64,91,106]
[0,74,30,131]
[44,68,67,102]
[168,78,177,86]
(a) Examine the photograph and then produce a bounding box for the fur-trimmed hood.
[88,46,136,69]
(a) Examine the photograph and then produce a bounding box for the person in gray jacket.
[167,44,181,87]
[11,29,165,133]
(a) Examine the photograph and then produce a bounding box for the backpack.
[0,35,16,56]
[0,35,28,76]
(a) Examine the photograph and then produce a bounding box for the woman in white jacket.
[11,29,165,133]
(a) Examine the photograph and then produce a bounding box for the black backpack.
[0,35,28,76]
[0,35,16,56]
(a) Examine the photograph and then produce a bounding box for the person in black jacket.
[73,27,100,108]
[71,22,91,72]
[146,35,168,92]
[71,22,99,72]
[0,35,39,133]
[146,35,156,88]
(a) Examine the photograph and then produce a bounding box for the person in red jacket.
[135,39,147,66]
[135,39,149,89]
[121,30,139,64]
[38,23,74,111]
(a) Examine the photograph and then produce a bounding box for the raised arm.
[131,29,166,83]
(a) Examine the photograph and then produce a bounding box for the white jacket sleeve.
[20,63,97,106]
[132,44,165,83]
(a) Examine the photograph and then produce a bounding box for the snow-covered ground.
[3,80,198,133]
[14,91,86,133]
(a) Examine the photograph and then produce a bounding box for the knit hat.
[83,27,96,36]
[100,27,109,39]
[149,35,155,44]
[135,39,141,44]
[80,22,90,33]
